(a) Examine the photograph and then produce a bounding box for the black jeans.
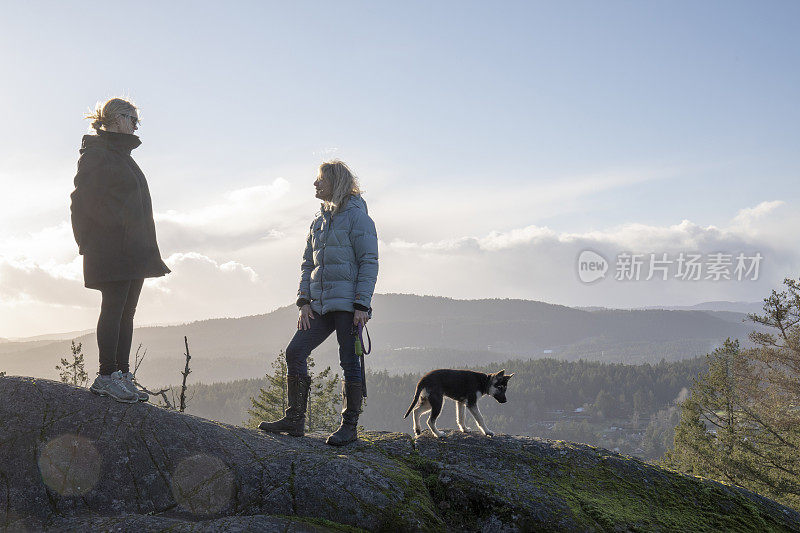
[285,310,361,382]
[96,279,144,376]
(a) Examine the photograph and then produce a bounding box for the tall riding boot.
[326,381,363,446]
[259,375,311,437]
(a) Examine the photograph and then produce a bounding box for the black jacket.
[70,130,170,288]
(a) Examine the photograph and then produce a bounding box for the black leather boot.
[259,375,311,437]
[326,381,362,446]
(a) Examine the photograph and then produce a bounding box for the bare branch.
[133,343,148,377]
[179,336,192,412]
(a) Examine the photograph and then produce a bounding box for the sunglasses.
[121,113,139,125]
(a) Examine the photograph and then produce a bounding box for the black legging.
[96,279,144,376]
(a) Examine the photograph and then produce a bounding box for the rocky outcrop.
[1,376,798,532]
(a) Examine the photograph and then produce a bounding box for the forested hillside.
[179,355,708,461]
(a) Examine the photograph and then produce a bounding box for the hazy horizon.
[2,2,798,337]
[2,293,764,388]
[1,292,766,341]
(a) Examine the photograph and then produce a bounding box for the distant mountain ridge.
[577,300,765,315]
[2,328,96,343]
[640,300,766,314]
[0,294,770,386]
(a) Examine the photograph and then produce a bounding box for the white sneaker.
[121,372,149,402]
[89,371,138,403]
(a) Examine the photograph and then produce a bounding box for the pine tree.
[246,352,340,431]
[55,340,88,387]
[664,277,800,508]
[663,394,716,473]
[641,404,680,459]
[307,363,340,432]
[736,277,800,505]
[246,351,288,428]
[662,339,751,485]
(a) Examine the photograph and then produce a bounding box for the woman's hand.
[353,309,369,328]
[298,304,314,330]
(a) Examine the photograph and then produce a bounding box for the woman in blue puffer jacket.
[260,160,378,446]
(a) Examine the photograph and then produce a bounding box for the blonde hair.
[85,97,138,132]
[320,160,362,212]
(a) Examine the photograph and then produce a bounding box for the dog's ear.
[506,373,515,380]
[497,369,505,377]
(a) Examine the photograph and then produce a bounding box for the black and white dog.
[403,369,514,437]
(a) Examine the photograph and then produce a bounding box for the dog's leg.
[426,394,445,438]
[455,401,467,432]
[467,403,494,437]
[412,397,431,437]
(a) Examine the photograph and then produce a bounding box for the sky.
[1,1,798,337]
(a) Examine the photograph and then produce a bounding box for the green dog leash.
[354,323,371,398]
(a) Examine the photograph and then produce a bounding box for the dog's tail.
[403,383,423,419]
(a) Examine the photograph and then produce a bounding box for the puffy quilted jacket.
[297,194,379,315]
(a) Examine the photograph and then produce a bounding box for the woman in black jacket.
[70,98,171,403]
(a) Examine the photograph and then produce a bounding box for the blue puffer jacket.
[297,194,379,315]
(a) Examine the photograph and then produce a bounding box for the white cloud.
[152,252,260,290]
[0,174,315,336]
[386,200,797,258]
[140,252,269,324]
[389,225,559,253]
[0,222,78,265]
[378,199,799,308]
[0,251,273,337]
[730,200,785,228]
[727,201,798,252]
[1,161,797,338]
[153,178,312,253]
[157,179,291,230]
[0,257,90,307]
